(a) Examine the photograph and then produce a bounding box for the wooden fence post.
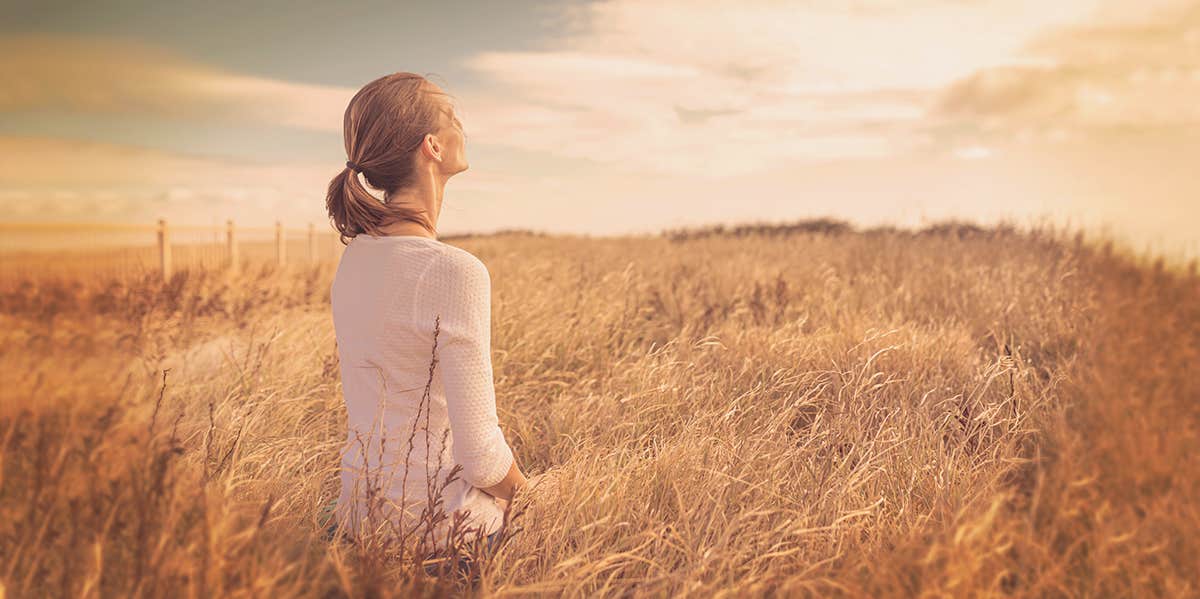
[226,219,239,273]
[308,222,317,264]
[275,220,286,267]
[157,218,172,280]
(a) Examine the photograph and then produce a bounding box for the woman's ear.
[423,133,443,162]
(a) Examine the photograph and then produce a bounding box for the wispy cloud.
[0,136,327,188]
[456,0,1102,177]
[0,34,355,132]
[0,135,540,226]
[0,136,339,223]
[930,0,1200,144]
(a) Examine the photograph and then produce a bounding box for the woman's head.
[325,72,468,242]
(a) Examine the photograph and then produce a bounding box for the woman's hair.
[325,72,453,244]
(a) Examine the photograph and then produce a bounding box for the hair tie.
[346,160,362,173]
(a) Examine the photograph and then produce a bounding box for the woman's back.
[329,233,514,546]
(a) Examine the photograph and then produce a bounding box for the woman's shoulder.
[423,244,490,292]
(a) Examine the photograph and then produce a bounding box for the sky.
[0,0,1197,258]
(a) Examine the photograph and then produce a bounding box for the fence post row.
[275,220,286,267]
[226,219,239,273]
[157,219,172,280]
[152,219,332,279]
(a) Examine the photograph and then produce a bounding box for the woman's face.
[428,87,469,177]
[442,101,469,175]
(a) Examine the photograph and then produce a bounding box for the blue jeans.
[484,529,501,553]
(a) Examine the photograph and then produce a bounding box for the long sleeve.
[423,250,515,489]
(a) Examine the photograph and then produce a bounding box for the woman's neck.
[377,220,437,238]
[379,165,447,238]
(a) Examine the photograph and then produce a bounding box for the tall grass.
[1,219,1196,597]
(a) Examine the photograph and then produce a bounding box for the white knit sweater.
[329,233,515,545]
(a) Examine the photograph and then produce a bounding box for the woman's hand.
[492,467,561,513]
[480,455,527,502]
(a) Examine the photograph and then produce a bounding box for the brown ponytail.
[325,72,452,244]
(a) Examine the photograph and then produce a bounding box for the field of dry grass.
[1,220,1197,597]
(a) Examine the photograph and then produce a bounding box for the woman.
[324,72,528,552]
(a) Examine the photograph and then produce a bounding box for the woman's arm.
[430,250,526,497]
[481,454,527,502]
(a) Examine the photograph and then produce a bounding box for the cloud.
[455,0,1102,177]
[0,135,344,222]
[0,136,331,189]
[0,135,549,227]
[952,145,994,160]
[931,0,1200,140]
[0,34,355,132]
